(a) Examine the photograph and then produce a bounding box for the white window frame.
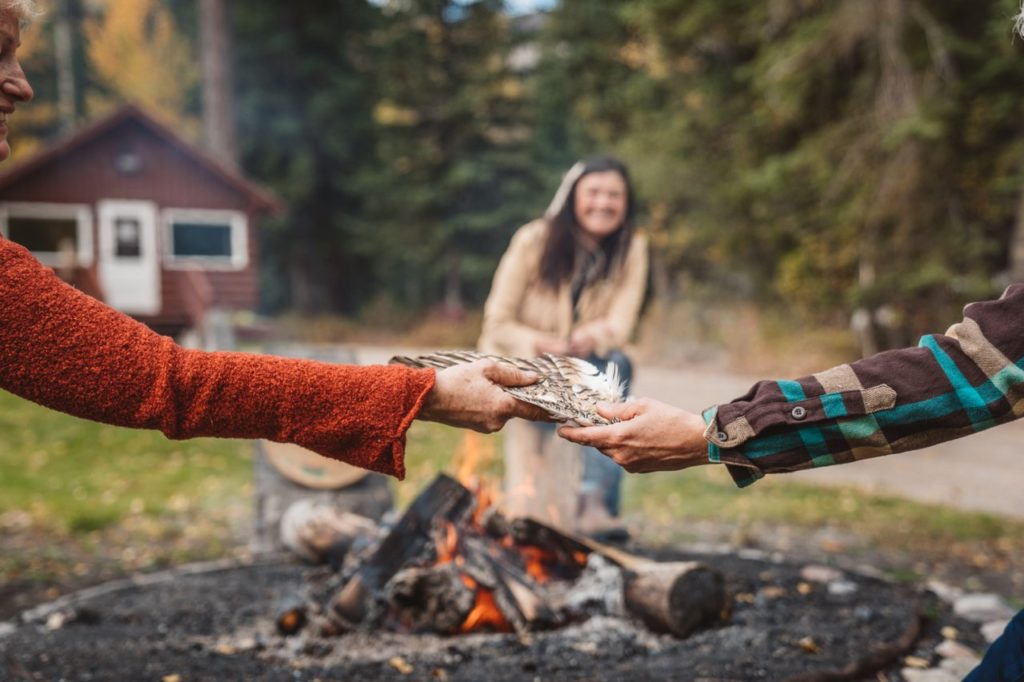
[0,202,94,267]
[162,208,248,271]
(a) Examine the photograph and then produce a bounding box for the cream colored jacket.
[479,219,649,358]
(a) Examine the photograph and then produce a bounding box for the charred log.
[386,564,475,634]
[330,474,475,626]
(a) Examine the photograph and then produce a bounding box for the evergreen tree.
[232,1,382,314]
[363,0,548,313]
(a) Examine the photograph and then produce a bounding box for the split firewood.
[513,517,727,638]
[462,534,559,633]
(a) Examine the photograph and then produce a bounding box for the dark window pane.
[172,222,232,258]
[114,217,141,258]
[8,217,77,252]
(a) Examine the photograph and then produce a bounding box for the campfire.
[3,430,937,681]
[279,435,728,642]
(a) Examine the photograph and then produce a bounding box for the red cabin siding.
[0,105,280,336]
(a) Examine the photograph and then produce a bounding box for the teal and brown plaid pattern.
[702,284,1024,487]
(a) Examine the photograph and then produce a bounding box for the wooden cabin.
[0,104,281,337]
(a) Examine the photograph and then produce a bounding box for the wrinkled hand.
[534,336,572,356]
[558,398,711,473]
[418,360,551,433]
[567,328,596,358]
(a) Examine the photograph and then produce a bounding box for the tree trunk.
[198,0,238,167]
[54,0,77,134]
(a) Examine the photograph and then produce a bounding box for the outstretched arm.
[562,284,1024,486]
[558,399,709,473]
[0,237,542,479]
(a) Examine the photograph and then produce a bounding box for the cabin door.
[97,200,161,315]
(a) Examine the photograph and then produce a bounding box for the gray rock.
[926,579,963,604]
[934,639,979,660]
[901,667,961,682]
[828,580,858,596]
[939,655,981,678]
[800,565,843,583]
[981,619,1011,643]
[953,594,1015,623]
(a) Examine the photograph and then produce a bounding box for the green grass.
[0,389,252,533]
[2,389,1023,587]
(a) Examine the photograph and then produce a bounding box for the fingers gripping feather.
[390,351,627,426]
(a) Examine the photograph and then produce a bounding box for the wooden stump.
[251,343,394,555]
[252,442,393,555]
[623,561,726,638]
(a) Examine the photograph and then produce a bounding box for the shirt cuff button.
[716,431,728,442]
[791,406,807,420]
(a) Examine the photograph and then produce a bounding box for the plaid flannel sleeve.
[703,284,1024,488]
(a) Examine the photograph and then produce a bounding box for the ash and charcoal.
[0,548,959,682]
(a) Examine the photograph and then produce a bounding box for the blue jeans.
[965,609,1024,682]
[579,350,633,517]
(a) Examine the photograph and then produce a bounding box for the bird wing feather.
[390,351,626,426]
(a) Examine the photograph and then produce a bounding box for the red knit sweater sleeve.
[0,237,435,479]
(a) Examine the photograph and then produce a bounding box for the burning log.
[386,564,476,634]
[311,474,726,642]
[514,518,727,638]
[275,595,307,636]
[460,534,561,635]
[330,474,475,626]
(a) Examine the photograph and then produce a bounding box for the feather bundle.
[390,350,626,426]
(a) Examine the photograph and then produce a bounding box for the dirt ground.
[0,549,971,682]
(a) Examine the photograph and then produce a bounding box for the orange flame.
[435,522,459,565]
[459,575,512,633]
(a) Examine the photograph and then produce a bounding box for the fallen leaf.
[798,636,820,653]
[390,657,414,675]
[796,582,813,595]
[162,676,181,682]
[941,626,959,640]
[904,655,929,668]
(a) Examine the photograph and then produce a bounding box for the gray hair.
[1017,1,1024,39]
[2,0,40,23]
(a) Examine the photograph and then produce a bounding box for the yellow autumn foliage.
[84,0,199,135]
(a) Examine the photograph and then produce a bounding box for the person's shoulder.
[518,219,548,240]
[508,219,549,249]
[630,228,649,249]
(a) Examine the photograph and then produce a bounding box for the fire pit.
[2,466,947,682]
[0,550,932,681]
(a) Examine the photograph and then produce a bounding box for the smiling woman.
[479,156,649,536]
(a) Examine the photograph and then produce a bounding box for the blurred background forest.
[14,0,1024,360]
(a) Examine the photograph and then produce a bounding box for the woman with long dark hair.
[479,156,649,538]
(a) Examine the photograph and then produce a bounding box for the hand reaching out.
[558,398,710,473]
[418,359,551,433]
